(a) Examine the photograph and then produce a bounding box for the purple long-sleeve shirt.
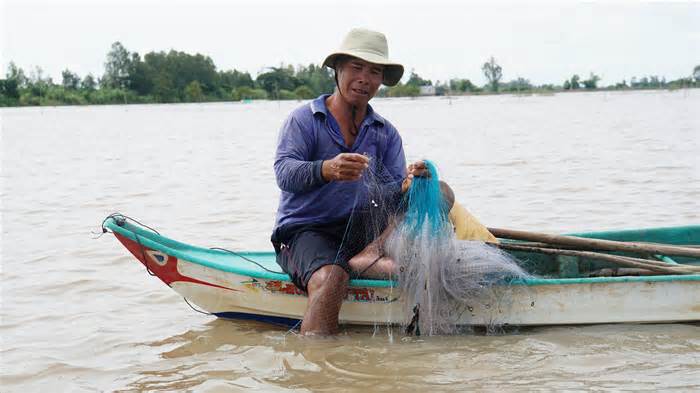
[273,94,406,230]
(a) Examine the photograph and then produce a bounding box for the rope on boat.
[99,212,283,274]
[100,213,159,276]
[133,232,156,277]
[99,212,291,317]
[100,212,161,235]
[182,297,213,315]
[209,247,284,274]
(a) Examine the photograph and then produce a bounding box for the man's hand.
[401,160,430,193]
[322,153,370,182]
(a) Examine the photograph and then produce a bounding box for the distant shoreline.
[3,42,697,107]
[2,87,696,110]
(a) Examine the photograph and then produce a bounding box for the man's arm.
[274,114,326,194]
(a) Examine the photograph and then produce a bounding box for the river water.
[2,90,699,391]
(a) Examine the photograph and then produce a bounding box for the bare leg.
[349,244,398,279]
[349,221,398,279]
[350,181,455,279]
[301,264,349,335]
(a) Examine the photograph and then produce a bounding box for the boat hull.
[113,231,700,327]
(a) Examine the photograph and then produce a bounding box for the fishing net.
[296,153,401,336]
[305,158,532,336]
[384,160,532,335]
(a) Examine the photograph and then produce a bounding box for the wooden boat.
[103,215,700,327]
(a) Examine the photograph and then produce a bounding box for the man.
[272,28,436,335]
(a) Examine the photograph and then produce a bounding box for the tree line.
[1,43,698,107]
[0,42,336,106]
[385,57,698,97]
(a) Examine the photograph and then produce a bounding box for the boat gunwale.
[104,218,700,288]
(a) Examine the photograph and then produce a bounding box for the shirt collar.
[311,94,386,126]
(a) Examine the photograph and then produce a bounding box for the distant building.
[419,85,436,96]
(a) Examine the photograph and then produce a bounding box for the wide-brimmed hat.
[323,28,404,86]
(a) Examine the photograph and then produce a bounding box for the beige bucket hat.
[323,28,404,86]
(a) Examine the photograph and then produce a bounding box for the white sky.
[2,0,699,86]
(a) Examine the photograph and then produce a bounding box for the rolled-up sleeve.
[274,113,327,193]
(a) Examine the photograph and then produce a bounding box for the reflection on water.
[2,91,699,391]
[124,321,700,391]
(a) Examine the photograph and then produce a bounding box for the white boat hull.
[172,257,700,326]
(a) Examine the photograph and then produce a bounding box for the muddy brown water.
[2,90,699,391]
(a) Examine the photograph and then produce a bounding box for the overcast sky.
[2,0,699,86]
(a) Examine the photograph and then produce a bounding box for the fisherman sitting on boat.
[271,28,496,335]
[271,28,426,335]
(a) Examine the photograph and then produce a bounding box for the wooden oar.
[492,241,697,269]
[488,227,700,259]
[512,241,700,252]
[494,243,699,275]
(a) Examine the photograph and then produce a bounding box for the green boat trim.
[104,217,700,289]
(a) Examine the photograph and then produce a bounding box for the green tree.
[219,69,254,91]
[151,73,177,102]
[694,65,700,83]
[293,85,315,99]
[126,52,153,95]
[614,79,628,89]
[81,74,97,92]
[103,42,131,89]
[649,75,661,88]
[28,66,52,97]
[570,74,580,89]
[278,89,297,100]
[6,62,27,88]
[257,66,299,99]
[133,49,218,101]
[406,71,431,87]
[0,79,19,104]
[581,73,600,89]
[61,69,81,90]
[44,86,86,105]
[166,51,218,94]
[1,62,24,103]
[90,88,136,105]
[234,86,267,100]
[504,77,532,92]
[184,80,204,101]
[481,56,503,92]
[295,64,334,96]
[386,83,420,97]
[449,78,475,92]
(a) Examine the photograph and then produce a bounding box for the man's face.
[336,57,384,106]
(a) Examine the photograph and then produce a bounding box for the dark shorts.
[271,211,391,292]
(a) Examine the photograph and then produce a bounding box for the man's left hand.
[401,160,430,193]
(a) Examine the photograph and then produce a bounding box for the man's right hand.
[321,153,370,182]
